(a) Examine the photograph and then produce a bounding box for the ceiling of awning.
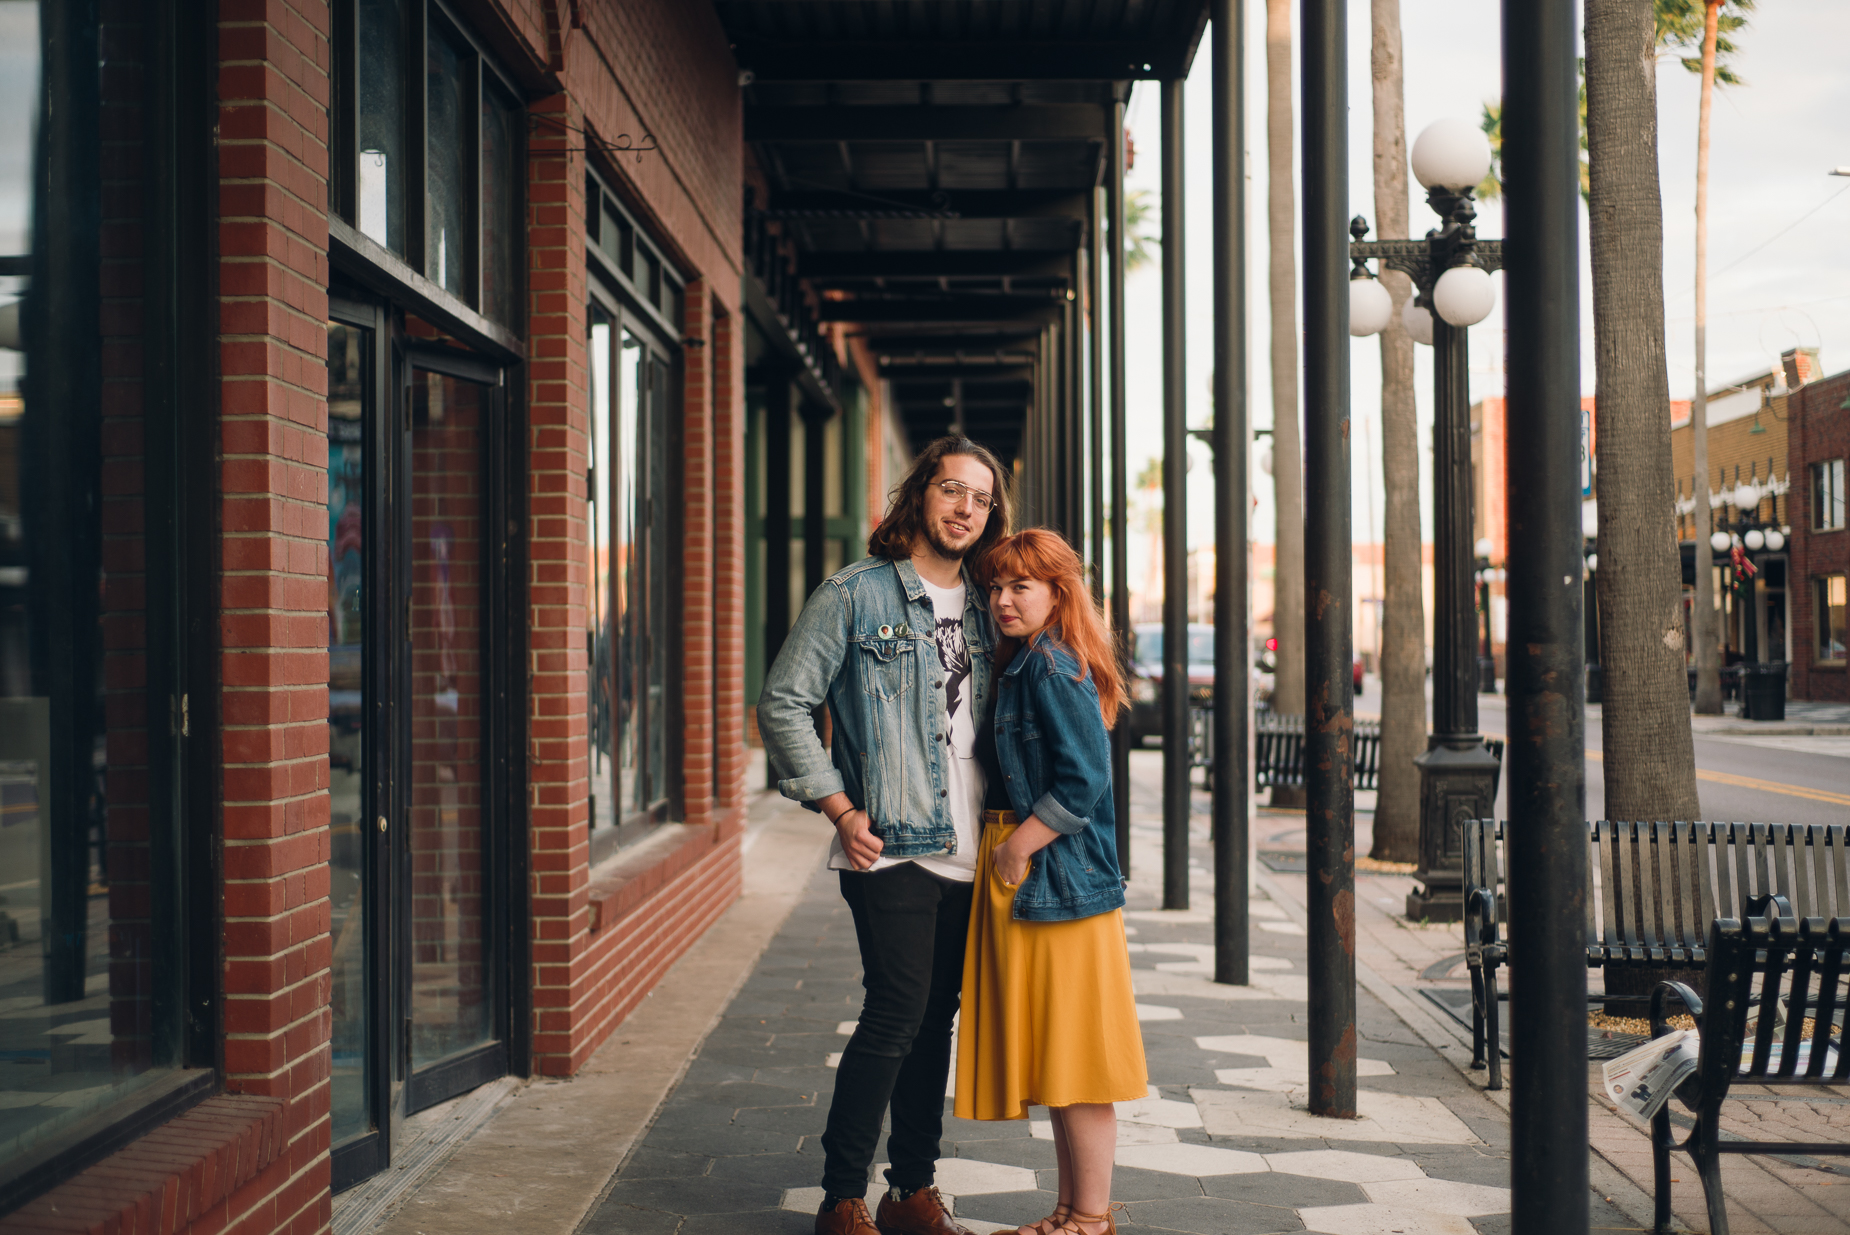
[717,1,1209,463]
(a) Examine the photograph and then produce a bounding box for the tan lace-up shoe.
[815,1196,880,1235]
[874,1185,977,1235]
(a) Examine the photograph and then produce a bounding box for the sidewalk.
[352,752,1849,1235]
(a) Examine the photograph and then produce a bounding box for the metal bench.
[1648,902,1850,1235]
[1206,710,1501,796]
[1462,820,1850,1090]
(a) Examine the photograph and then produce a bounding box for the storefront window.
[334,0,522,323]
[357,0,408,252]
[1814,459,1845,531]
[0,0,202,1205]
[1819,575,1847,664]
[425,18,471,299]
[480,82,520,326]
[587,307,675,850]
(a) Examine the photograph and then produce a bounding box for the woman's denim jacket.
[757,556,995,860]
[993,632,1125,922]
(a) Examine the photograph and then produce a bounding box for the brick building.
[1,0,769,1226]
[0,1,1200,1230]
[1789,367,1850,701]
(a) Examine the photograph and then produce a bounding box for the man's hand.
[833,809,884,870]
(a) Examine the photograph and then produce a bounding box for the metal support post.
[1502,0,1590,1225]
[1088,193,1107,603]
[802,401,829,597]
[1162,78,1190,911]
[1408,311,1499,922]
[1301,0,1356,1120]
[1108,92,1132,872]
[1209,0,1250,987]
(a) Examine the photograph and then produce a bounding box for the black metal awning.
[717,1,1208,461]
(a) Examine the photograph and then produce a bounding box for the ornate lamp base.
[1406,737,1501,923]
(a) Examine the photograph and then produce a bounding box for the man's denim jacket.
[993,632,1125,922]
[757,555,995,860]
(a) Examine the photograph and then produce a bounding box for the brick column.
[712,304,747,831]
[679,285,717,831]
[216,0,335,1231]
[524,92,593,1072]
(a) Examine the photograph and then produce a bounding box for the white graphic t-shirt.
[827,576,985,880]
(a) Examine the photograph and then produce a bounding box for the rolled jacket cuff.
[1031,791,1087,836]
[780,768,845,803]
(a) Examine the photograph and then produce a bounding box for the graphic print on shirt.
[934,613,972,727]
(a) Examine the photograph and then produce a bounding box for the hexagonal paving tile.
[1031,1119,1178,1146]
[1361,1177,1511,1216]
[1114,1142,1268,1176]
[1299,1203,1477,1235]
[1191,1088,1478,1144]
[909,1158,1039,1196]
[1115,1095,1204,1128]
[1263,1150,1427,1184]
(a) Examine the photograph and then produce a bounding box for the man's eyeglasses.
[932,479,994,513]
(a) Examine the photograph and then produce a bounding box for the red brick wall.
[566,0,742,309]
[215,1,335,1233]
[1791,370,1850,702]
[522,88,596,1073]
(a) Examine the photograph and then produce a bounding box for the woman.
[955,529,1147,1235]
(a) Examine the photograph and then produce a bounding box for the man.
[759,437,1012,1235]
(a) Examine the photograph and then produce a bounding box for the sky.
[1115,0,1850,566]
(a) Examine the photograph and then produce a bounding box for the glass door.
[402,361,506,1110]
[327,304,393,1191]
[328,308,512,1192]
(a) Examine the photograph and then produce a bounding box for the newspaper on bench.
[1601,1031,1700,1122]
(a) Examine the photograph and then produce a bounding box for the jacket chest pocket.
[855,637,915,701]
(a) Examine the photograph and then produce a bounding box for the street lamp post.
[1707,463,1790,719]
[1474,538,1502,693]
[1350,119,1505,922]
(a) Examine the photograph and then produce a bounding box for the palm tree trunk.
[1690,0,1723,714]
[1266,0,1306,752]
[1368,0,1423,860]
[1584,0,1701,822]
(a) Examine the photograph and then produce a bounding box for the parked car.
[1127,623,1215,747]
[1254,636,1364,708]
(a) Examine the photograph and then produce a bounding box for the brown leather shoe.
[815,1196,880,1235]
[874,1186,977,1235]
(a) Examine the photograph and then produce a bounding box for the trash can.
[1741,662,1788,721]
[1586,662,1602,705]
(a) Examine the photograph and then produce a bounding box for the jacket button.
[939,789,947,798]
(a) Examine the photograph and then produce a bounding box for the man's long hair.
[866,436,1013,563]
[978,529,1126,728]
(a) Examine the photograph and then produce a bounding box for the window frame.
[329,0,526,332]
[0,0,220,1213]
[586,267,685,866]
[1812,458,1846,532]
[1817,573,1848,666]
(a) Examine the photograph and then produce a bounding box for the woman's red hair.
[978,528,1125,728]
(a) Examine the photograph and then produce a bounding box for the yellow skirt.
[954,815,1149,1120]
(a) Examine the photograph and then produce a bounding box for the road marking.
[1587,749,1850,807]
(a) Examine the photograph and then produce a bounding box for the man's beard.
[924,517,976,560]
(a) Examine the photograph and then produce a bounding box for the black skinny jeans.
[820,861,973,1197]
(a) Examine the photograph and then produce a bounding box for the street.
[1473,692,1850,827]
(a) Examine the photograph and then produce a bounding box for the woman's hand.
[992,839,1031,886]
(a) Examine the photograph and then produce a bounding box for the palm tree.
[1265,0,1306,769]
[1584,0,1702,827]
[1675,0,1754,714]
[1367,0,1422,860]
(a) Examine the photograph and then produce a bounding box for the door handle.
[377,815,389,834]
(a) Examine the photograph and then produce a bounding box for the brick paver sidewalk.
[578,752,1847,1234]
